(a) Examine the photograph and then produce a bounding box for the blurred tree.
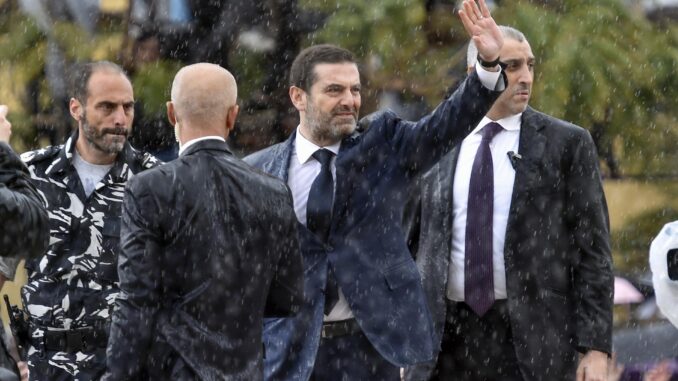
[492,0,678,179]
[0,0,123,150]
[301,0,677,179]
[1,0,676,178]
[614,205,678,272]
[302,0,465,115]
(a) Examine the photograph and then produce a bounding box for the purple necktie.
[465,122,503,317]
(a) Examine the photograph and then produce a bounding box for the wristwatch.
[477,54,501,68]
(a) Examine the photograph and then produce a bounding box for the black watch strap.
[477,54,501,68]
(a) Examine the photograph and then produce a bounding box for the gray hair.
[69,61,130,104]
[466,26,527,68]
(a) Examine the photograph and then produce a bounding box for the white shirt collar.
[471,113,523,136]
[179,136,226,156]
[294,127,341,165]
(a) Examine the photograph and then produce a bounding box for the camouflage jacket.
[18,131,160,378]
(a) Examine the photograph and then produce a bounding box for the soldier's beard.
[81,113,128,154]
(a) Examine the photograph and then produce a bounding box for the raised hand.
[458,0,503,62]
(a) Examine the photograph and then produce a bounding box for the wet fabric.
[19,131,159,380]
[102,139,303,381]
[310,330,399,381]
[407,107,612,381]
[245,71,503,380]
[0,142,49,259]
[431,301,523,381]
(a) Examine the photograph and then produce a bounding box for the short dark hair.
[69,61,130,104]
[289,44,356,91]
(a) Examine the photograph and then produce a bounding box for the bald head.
[170,63,238,131]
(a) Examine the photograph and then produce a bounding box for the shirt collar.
[472,113,523,136]
[179,136,225,156]
[294,127,341,165]
[48,130,133,180]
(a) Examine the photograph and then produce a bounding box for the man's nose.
[112,106,128,125]
[341,93,360,111]
[518,66,533,85]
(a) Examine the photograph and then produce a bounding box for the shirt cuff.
[475,62,505,91]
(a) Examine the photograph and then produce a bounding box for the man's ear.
[226,104,239,132]
[289,86,307,112]
[69,98,83,122]
[166,101,177,126]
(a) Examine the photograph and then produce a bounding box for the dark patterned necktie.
[306,149,339,314]
[465,122,503,317]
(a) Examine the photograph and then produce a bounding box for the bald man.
[102,63,304,381]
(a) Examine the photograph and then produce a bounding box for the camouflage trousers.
[26,329,107,381]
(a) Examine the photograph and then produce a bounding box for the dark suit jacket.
[244,72,502,380]
[407,107,613,381]
[102,139,304,381]
[0,142,48,258]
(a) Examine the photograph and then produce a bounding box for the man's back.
[106,139,303,381]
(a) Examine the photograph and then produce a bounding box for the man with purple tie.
[407,26,613,381]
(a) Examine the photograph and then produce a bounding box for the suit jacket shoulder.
[244,141,287,167]
[523,107,592,140]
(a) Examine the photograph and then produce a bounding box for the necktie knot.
[312,149,334,167]
[481,122,503,142]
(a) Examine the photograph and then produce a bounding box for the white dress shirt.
[447,113,522,302]
[178,136,225,156]
[288,65,503,321]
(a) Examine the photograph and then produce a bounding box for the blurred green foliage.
[300,0,678,178]
[132,61,182,116]
[0,0,675,278]
[494,0,678,178]
[614,206,678,273]
[1,0,676,179]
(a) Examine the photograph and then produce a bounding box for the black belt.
[446,299,509,321]
[321,319,361,339]
[40,325,109,352]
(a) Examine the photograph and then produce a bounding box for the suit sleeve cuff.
[475,62,505,91]
[576,344,612,357]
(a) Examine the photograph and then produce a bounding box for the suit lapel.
[442,146,461,247]
[264,132,295,182]
[511,107,547,196]
[331,132,361,224]
[433,146,461,278]
[504,107,547,268]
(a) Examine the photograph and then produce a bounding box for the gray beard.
[81,117,125,155]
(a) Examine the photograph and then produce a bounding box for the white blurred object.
[649,220,678,328]
[614,276,644,304]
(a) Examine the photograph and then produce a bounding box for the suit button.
[325,245,334,251]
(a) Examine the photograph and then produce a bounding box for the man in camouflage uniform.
[0,61,160,380]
